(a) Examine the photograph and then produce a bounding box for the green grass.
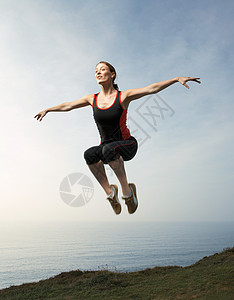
[0,247,233,300]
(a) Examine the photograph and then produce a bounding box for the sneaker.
[106,184,121,215]
[122,183,138,214]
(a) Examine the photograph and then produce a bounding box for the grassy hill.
[0,247,233,300]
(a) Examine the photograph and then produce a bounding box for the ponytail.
[113,83,119,90]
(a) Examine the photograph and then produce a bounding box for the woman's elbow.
[62,102,72,111]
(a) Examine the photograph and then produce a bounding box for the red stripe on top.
[119,91,131,139]
[120,109,131,140]
[119,91,126,110]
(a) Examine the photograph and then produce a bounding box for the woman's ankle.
[106,186,113,197]
[122,186,132,198]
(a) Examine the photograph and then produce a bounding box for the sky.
[0,0,233,223]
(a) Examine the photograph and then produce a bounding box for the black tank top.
[92,90,131,144]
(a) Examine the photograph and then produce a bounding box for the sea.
[0,221,233,290]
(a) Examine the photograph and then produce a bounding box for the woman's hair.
[96,61,119,90]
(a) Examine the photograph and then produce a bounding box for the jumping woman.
[34,61,201,215]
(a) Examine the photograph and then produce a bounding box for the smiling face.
[95,63,115,86]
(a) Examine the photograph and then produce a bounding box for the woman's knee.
[84,147,101,165]
[102,144,119,163]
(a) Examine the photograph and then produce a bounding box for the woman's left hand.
[177,77,201,89]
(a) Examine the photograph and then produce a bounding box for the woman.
[34,61,201,215]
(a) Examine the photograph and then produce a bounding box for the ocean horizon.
[0,221,233,290]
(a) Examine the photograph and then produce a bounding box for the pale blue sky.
[0,0,233,222]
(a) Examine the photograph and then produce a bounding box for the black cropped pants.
[84,136,138,165]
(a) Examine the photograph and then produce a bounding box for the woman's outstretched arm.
[121,77,201,107]
[34,94,93,122]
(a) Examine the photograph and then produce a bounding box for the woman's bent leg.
[84,146,112,196]
[102,137,138,197]
[88,160,112,196]
[84,146,122,214]
[108,156,131,196]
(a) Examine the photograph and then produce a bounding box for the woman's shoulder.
[79,93,97,106]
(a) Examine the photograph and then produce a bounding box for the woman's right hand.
[34,110,47,122]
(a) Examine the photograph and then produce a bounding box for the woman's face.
[95,63,115,86]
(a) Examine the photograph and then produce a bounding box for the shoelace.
[108,199,120,210]
[124,196,134,203]
[107,196,118,204]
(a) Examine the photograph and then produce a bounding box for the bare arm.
[121,77,201,108]
[34,94,93,122]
